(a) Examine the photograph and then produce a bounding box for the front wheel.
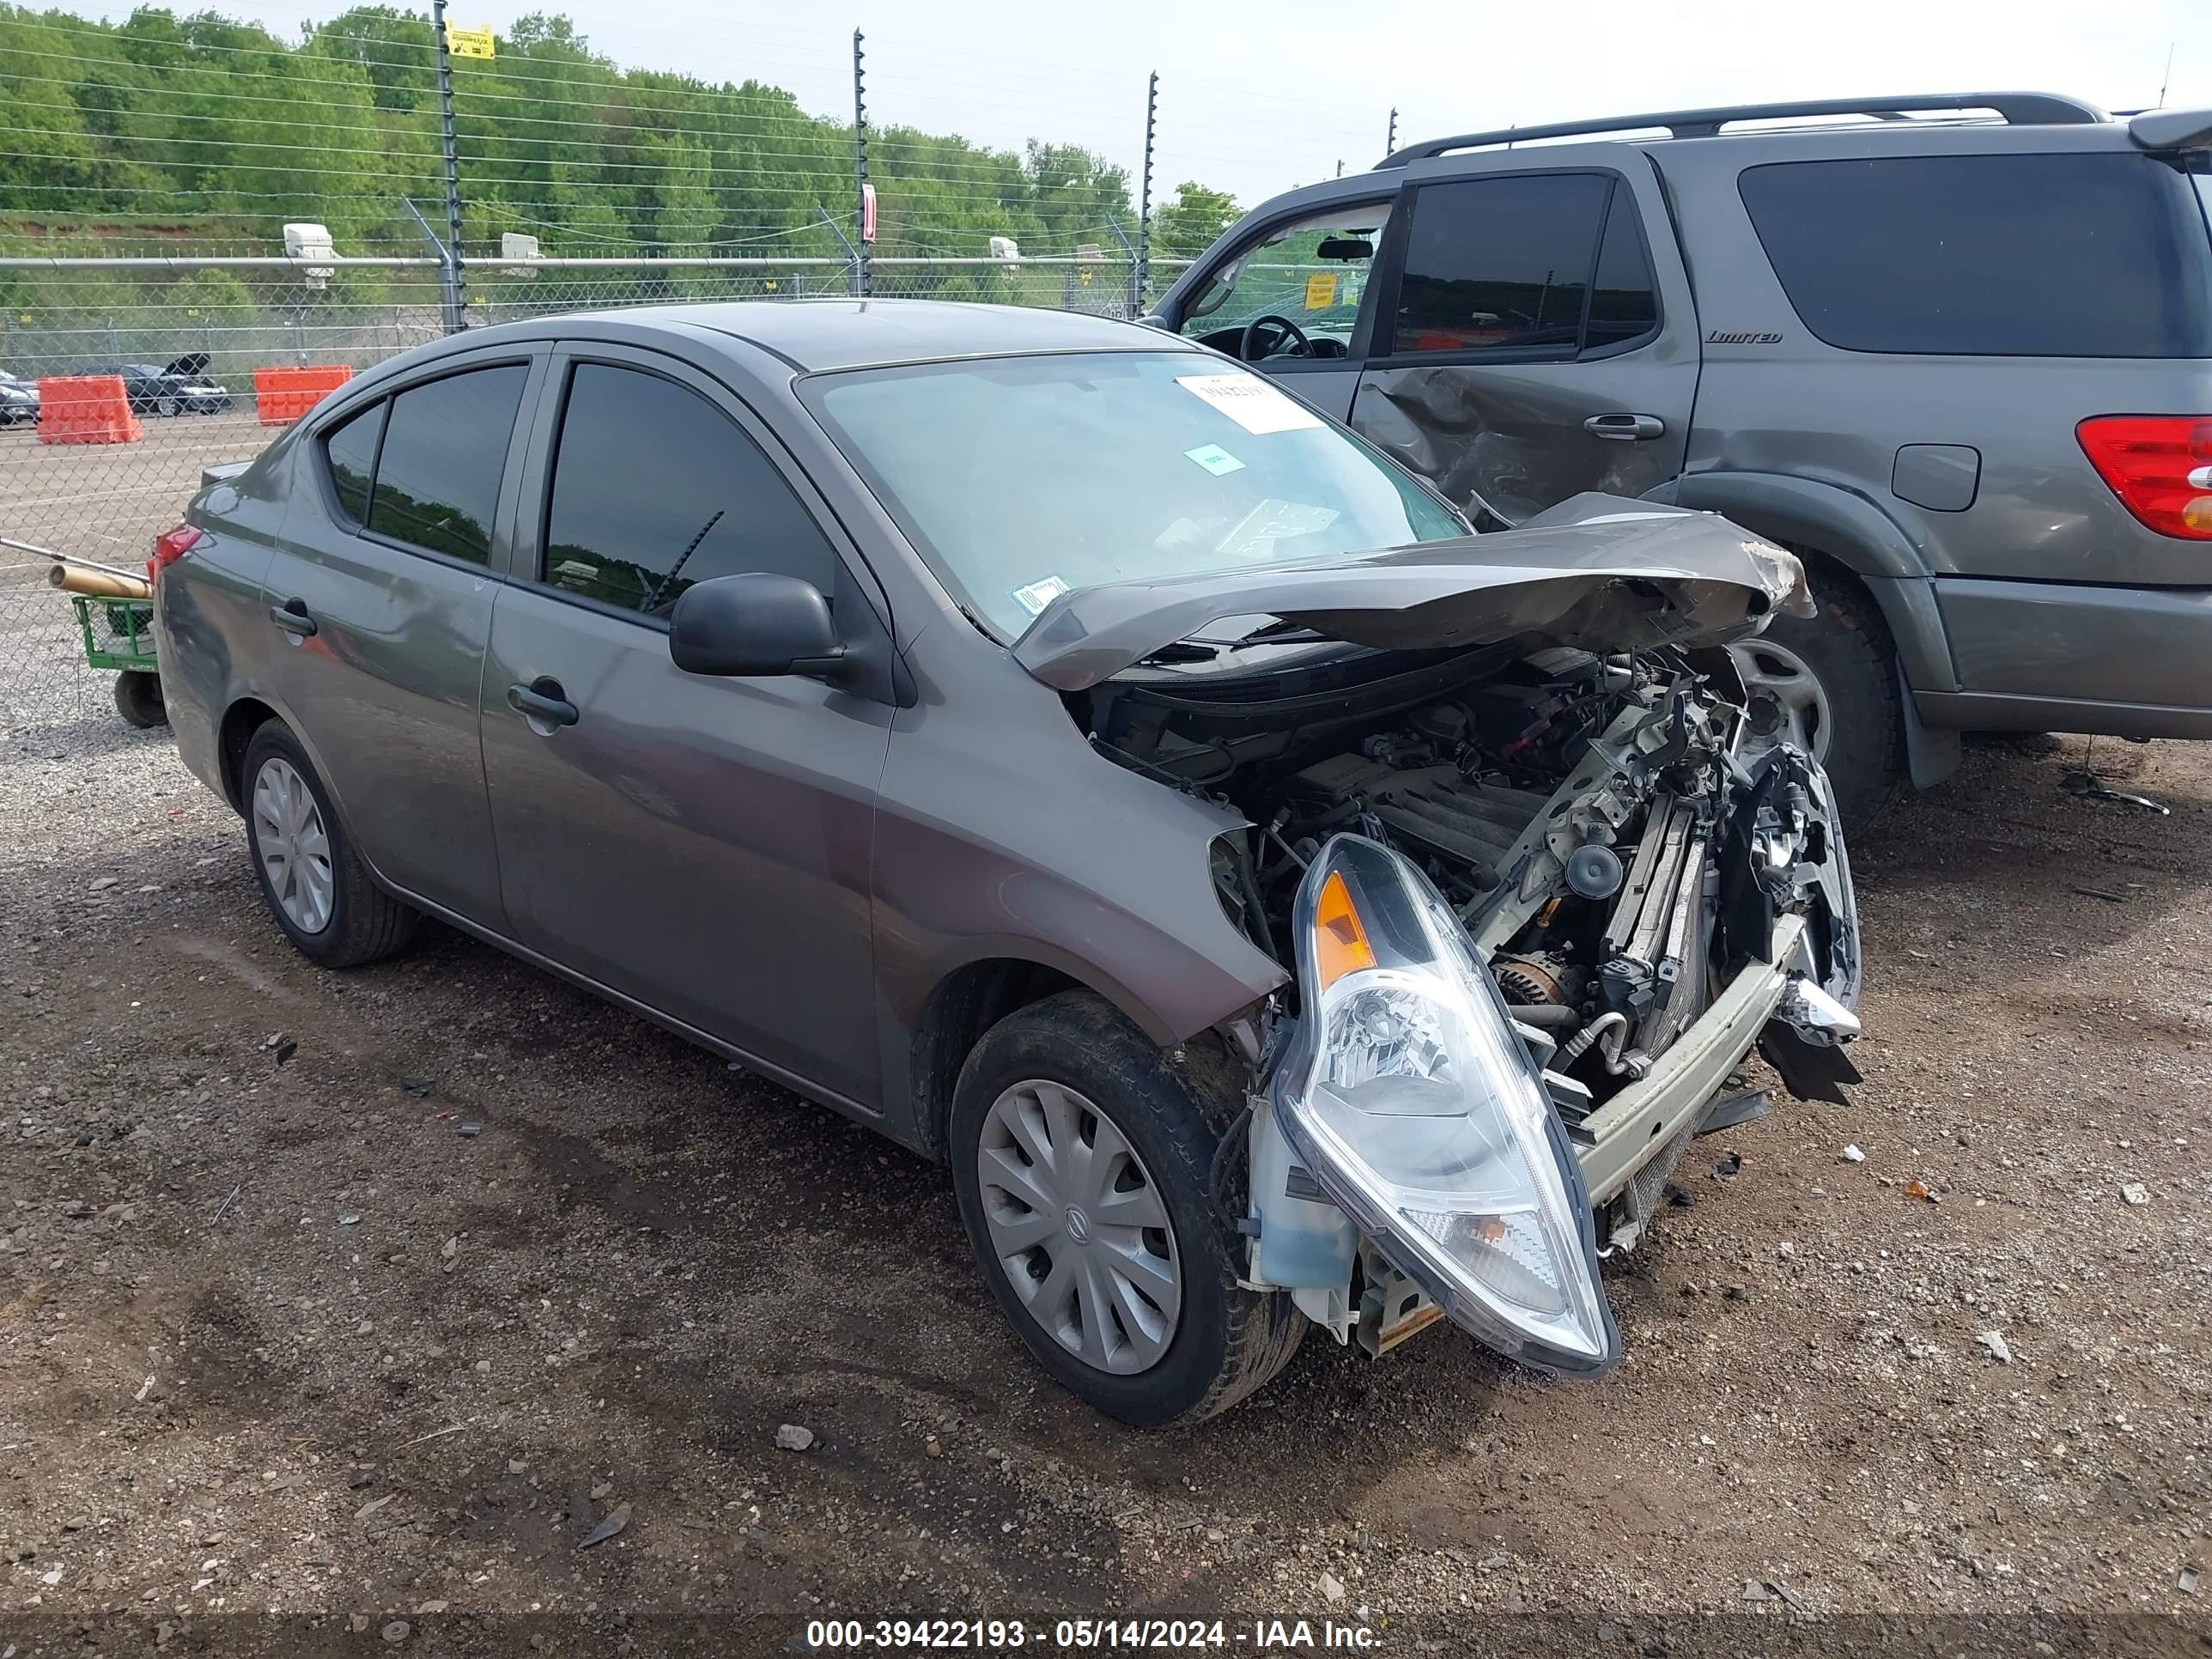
[240,720,418,969]
[1728,571,1900,826]
[950,992,1303,1426]
[155,394,179,417]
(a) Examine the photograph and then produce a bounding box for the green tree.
[1151,182,1240,258]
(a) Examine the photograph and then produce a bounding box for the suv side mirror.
[1135,313,1172,331]
[669,572,842,678]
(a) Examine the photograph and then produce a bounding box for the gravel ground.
[2,701,2209,1656]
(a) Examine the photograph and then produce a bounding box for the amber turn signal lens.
[1313,869,1376,992]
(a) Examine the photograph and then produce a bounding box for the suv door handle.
[270,598,317,636]
[1584,412,1666,441]
[507,678,580,729]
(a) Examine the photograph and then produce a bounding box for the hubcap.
[1729,640,1833,763]
[976,1079,1182,1376]
[252,756,334,933]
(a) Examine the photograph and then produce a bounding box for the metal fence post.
[852,29,871,299]
[1136,71,1157,316]
[431,0,469,331]
[1387,107,1398,157]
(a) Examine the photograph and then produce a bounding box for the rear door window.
[321,400,384,524]
[364,365,529,564]
[1739,153,2212,356]
[539,362,837,617]
[1391,173,1655,358]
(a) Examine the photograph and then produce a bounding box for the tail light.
[2076,416,2212,539]
[148,522,203,584]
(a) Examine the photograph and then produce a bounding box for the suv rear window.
[1739,153,2212,357]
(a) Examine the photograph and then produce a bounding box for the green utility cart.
[72,593,167,728]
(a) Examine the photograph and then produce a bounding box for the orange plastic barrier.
[252,364,354,427]
[37,375,143,446]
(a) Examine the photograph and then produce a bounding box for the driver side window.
[1178,201,1394,363]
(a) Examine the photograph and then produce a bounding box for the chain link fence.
[0,252,1194,736]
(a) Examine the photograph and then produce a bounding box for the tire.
[155,394,179,417]
[112,671,167,729]
[1731,568,1900,827]
[950,991,1304,1426]
[240,720,417,969]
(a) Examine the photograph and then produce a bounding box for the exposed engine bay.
[1083,639,1858,1119]
[1077,628,1860,1370]
[1037,502,1863,1377]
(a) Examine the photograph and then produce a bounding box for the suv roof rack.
[1377,92,2108,167]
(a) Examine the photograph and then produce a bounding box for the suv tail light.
[2075,416,2212,539]
[148,522,203,584]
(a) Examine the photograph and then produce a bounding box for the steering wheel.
[1237,313,1313,362]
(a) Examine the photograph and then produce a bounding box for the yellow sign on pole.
[447,24,495,58]
[1304,271,1339,310]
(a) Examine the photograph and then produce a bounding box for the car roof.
[520,298,1205,374]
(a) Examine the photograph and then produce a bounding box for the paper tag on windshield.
[1012,574,1070,617]
[1176,374,1323,435]
[1184,443,1245,476]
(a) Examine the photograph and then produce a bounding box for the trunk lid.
[1012,495,1808,692]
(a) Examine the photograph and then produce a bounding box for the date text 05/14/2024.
[805,1618,1382,1650]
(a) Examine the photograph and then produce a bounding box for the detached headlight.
[1271,835,1619,1375]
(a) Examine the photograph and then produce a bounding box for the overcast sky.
[58,0,2212,208]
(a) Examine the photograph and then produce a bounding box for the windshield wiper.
[1134,641,1219,665]
[1234,617,1328,645]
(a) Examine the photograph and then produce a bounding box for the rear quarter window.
[1738,152,2212,357]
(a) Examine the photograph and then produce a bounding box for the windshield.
[805,350,1464,639]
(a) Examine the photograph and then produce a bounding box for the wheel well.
[217,696,279,811]
[909,958,1082,1162]
[1750,536,1893,644]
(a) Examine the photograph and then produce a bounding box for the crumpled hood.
[1013,495,1811,692]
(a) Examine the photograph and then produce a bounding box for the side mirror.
[1135,313,1173,331]
[669,572,842,678]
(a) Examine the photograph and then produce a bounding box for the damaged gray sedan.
[155,302,1858,1425]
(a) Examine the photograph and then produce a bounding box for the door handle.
[270,598,317,636]
[1583,412,1666,441]
[507,678,579,729]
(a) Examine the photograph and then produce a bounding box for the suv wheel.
[240,720,418,968]
[950,991,1304,1425]
[1728,572,1899,825]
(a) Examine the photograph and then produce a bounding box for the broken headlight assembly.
[1269,835,1620,1375]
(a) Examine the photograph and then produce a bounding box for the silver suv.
[1153,93,2212,820]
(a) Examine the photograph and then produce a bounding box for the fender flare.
[1650,471,1958,696]
[1651,471,1963,788]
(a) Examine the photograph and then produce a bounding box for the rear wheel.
[112,671,166,729]
[240,720,417,969]
[155,394,179,417]
[1728,569,1899,826]
[950,992,1303,1425]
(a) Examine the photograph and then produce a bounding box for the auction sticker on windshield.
[1176,374,1323,436]
[1012,574,1071,617]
